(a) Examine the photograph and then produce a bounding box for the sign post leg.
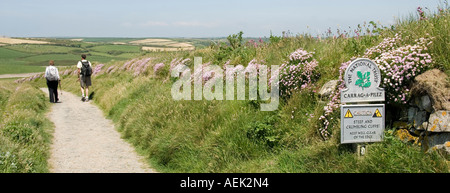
[353,143,367,157]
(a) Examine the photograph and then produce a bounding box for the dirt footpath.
[41,88,155,173]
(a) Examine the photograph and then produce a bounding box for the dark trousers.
[46,79,59,103]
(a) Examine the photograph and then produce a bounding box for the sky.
[0,0,445,38]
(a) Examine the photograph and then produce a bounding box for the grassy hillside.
[0,80,53,173]
[24,5,447,173]
[19,5,448,173]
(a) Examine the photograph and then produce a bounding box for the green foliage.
[227,31,244,49]
[392,4,450,75]
[359,131,448,172]
[0,81,52,173]
[3,121,36,144]
[269,32,282,44]
[246,113,281,148]
[210,31,257,65]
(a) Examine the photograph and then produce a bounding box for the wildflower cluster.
[92,63,105,76]
[120,58,138,70]
[318,60,352,140]
[417,7,426,20]
[246,38,265,48]
[15,73,43,83]
[364,33,434,105]
[192,61,214,83]
[62,69,72,76]
[133,58,153,76]
[119,58,153,76]
[106,65,116,74]
[169,58,191,71]
[246,58,264,77]
[153,63,165,75]
[277,48,320,98]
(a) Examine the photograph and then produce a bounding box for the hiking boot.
[85,98,89,102]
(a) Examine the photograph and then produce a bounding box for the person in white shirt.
[44,60,60,103]
[77,54,92,102]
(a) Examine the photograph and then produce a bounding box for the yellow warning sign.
[344,109,353,118]
[373,109,382,117]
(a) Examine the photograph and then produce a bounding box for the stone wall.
[405,69,449,156]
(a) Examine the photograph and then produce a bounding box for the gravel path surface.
[41,88,155,173]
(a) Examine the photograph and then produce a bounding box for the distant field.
[130,38,195,50]
[79,37,144,43]
[90,44,142,53]
[0,37,50,45]
[0,37,201,75]
[0,38,139,75]
[5,44,81,54]
[142,46,195,52]
[130,38,196,52]
[129,38,172,44]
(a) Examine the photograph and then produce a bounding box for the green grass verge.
[0,80,53,173]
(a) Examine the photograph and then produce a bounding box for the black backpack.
[80,61,92,76]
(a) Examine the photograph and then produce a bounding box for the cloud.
[121,22,133,27]
[121,21,169,28]
[140,21,169,27]
[172,21,218,28]
[121,20,219,29]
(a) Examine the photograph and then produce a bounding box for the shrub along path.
[40,88,154,173]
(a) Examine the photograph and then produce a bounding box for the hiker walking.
[44,60,60,103]
[77,54,92,102]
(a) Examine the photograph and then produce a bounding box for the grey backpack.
[47,66,58,81]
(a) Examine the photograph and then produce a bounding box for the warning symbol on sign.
[344,109,353,118]
[373,109,382,117]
